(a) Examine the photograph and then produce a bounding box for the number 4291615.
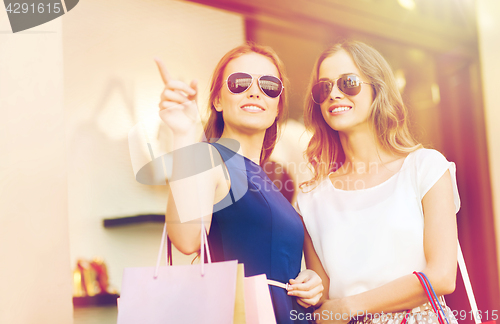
[6,3,61,14]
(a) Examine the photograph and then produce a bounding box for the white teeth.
[330,106,351,113]
[242,105,264,112]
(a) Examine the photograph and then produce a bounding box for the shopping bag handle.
[164,225,211,266]
[457,241,482,324]
[413,271,450,324]
[414,241,483,324]
[154,219,212,279]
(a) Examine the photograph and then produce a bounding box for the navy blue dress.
[207,143,309,324]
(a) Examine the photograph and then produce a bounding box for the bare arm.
[302,221,330,306]
[279,206,325,308]
[165,151,221,254]
[155,58,224,255]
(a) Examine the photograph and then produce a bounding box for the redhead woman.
[296,41,460,324]
[156,43,323,324]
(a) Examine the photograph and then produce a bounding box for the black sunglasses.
[311,74,371,104]
[226,72,284,98]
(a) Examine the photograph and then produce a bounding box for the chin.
[240,120,275,134]
[324,120,347,132]
[324,117,363,133]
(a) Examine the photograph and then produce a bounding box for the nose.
[247,79,261,99]
[329,81,344,101]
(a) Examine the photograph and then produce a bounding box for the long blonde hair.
[204,42,289,164]
[301,40,422,189]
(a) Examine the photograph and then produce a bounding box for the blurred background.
[1,0,500,323]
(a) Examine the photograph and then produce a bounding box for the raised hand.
[155,58,200,136]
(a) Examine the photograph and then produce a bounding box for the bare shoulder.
[208,145,232,204]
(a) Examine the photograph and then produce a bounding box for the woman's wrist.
[172,129,200,149]
[314,297,352,318]
[341,297,357,319]
[311,297,325,310]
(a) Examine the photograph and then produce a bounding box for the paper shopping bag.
[244,274,277,324]
[117,260,238,324]
[234,264,246,324]
[117,222,238,324]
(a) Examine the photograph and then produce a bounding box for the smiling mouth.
[329,106,352,113]
[241,105,265,112]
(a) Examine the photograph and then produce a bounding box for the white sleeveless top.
[296,148,460,299]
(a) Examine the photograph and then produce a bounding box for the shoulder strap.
[210,142,231,162]
[208,142,231,180]
[458,241,481,324]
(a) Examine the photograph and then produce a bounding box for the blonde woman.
[296,41,460,323]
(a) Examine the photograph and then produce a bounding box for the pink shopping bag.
[117,222,238,324]
[244,274,277,324]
